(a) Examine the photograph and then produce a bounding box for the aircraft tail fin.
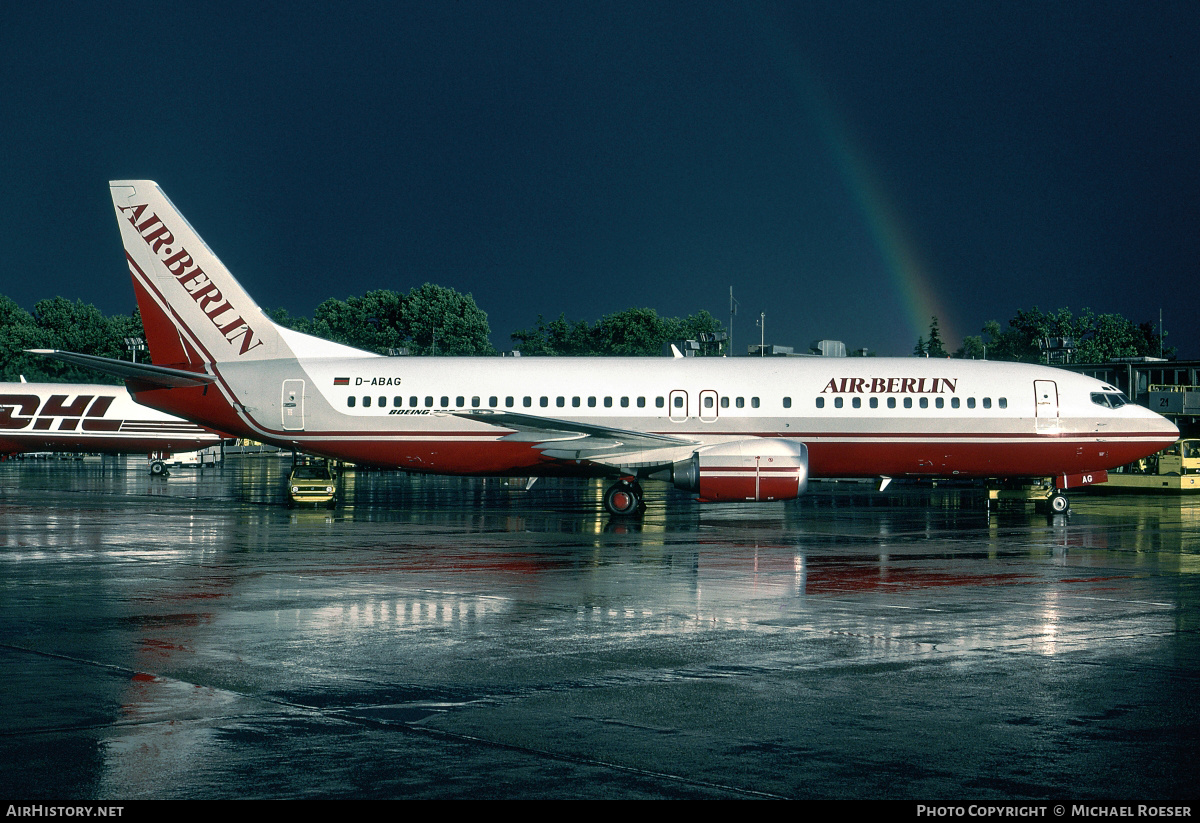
[109,180,292,367]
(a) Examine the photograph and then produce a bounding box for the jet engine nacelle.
[671,439,809,502]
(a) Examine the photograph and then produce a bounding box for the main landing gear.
[603,477,644,516]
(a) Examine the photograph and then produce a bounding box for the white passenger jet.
[0,380,222,469]
[33,181,1179,514]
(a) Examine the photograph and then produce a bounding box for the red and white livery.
[36,181,1179,513]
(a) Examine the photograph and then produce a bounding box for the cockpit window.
[1090,391,1130,409]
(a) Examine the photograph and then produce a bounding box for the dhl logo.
[0,394,120,432]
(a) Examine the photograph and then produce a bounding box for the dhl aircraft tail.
[109,180,293,368]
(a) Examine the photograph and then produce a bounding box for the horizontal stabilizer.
[27,349,215,389]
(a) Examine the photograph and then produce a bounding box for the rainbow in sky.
[776,44,958,352]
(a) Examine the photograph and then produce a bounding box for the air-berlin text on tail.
[118,203,264,355]
[821,377,958,394]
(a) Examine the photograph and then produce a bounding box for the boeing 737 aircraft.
[0,380,222,467]
[34,180,1179,514]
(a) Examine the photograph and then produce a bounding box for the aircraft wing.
[451,409,698,466]
[27,350,215,389]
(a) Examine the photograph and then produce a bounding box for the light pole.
[123,337,145,363]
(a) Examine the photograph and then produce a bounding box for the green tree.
[925,316,947,357]
[402,283,494,355]
[591,308,670,356]
[913,316,947,358]
[510,313,594,356]
[266,306,312,335]
[293,285,494,355]
[971,307,1173,363]
[0,295,52,381]
[0,294,147,382]
[512,308,727,356]
[954,335,987,360]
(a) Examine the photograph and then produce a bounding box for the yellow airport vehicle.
[287,459,338,507]
[1089,438,1200,494]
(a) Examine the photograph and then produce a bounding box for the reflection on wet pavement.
[2,456,1198,799]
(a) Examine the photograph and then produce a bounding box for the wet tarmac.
[2,455,1198,800]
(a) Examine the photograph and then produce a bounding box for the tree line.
[0,283,731,381]
[915,308,1174,362]
[0,295,143,383]
[0,284,1177,384]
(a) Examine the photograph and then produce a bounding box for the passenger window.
[441,396,450,407]
[655,397,665,408]
[572,397,581,407]
[853,397,861,409]
[967,398,976,409]
[903,397,912,409]
[348,396,356,408]
[919,397,928,409]
[378,396,386,407]
[834,397,843,409]
[523,396,532,407]
[935,397,944,409]
[673,396,683,408]
[983,398,992,409]
[751,397,760,408]
[620,397,629,407]
[887,397,896,409]
[951,397,960,409]
[472,396,481,408]
[425,396,434,407]
[736,397,745,408]
[637,397,646,408]
[540,396,549,407]
[870,397,878,409]
[505,396,514,407]
[605,397,614,408]
[782,397,791,408]
[556,396,565,407]
[394,397,402,407]
[410,396,418,407]
[816,397,825,409]
[456,396,465,407]
[998,397,1007,409]
[588,397,597,408]
[720,397,729,408]
[489,396,498,407]
[363,396,372,408]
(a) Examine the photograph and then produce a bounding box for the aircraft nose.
[1146,409,1180,438]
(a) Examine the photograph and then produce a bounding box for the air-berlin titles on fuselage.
[820,377,957,394]
[0,393,119,431]
[117,203,264,355]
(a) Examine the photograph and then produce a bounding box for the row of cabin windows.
[347,394,762,409]
[813,396,1007,410]
[345,394,1005,411]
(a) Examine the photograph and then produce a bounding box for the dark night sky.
[2,2,1197,357]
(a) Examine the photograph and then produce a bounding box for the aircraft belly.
[805,433,1176,479]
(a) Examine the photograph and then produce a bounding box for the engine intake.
[671,439,809,502]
